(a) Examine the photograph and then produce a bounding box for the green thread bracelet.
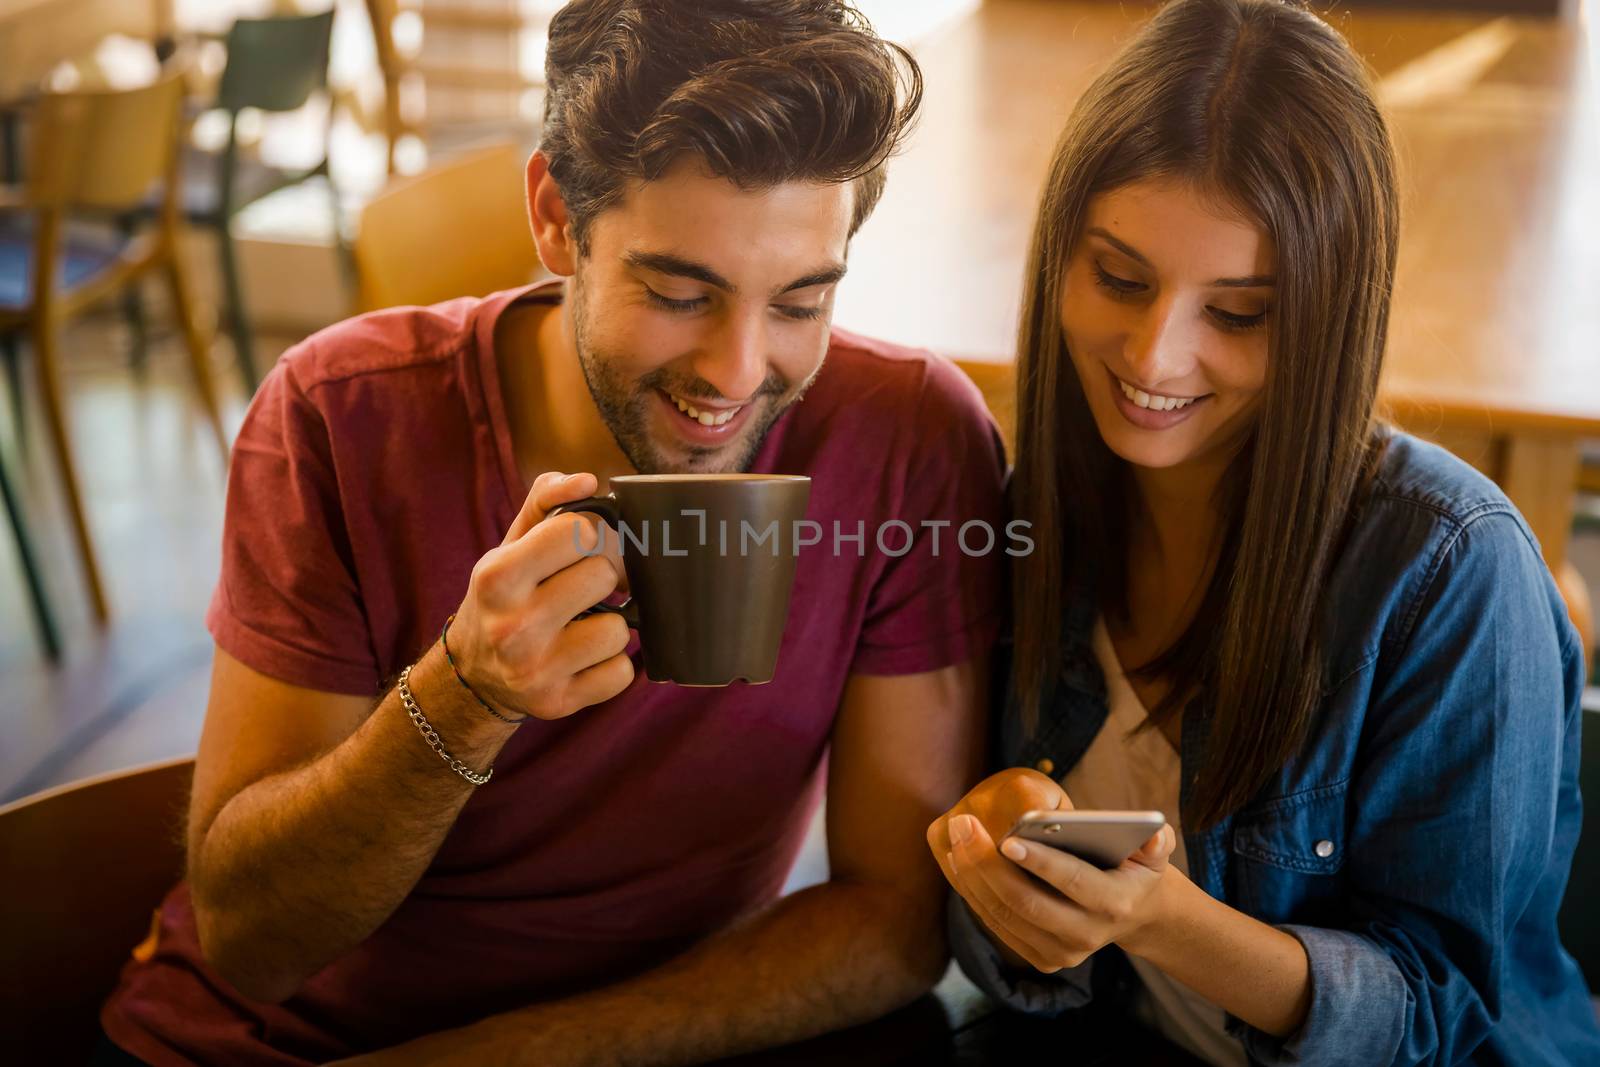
[441,614,527,725]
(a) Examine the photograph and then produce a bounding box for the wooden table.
[839,0,1598,653]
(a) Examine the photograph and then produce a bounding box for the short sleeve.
[205,347,381,695]
[850,357,1007,676]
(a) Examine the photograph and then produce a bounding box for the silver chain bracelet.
[397,664,493,786]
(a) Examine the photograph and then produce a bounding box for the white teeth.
[1118,378,1196,411]
[669,393,740,427]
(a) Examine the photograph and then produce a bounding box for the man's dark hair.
[540,0,922,251]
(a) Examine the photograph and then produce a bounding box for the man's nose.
[692,309,769,402]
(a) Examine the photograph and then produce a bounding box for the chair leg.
[119,217,151,375]
[30,313,109,623]
[216,221,258,394]
[320,160,358,310]
[162,252,230,467]
[2,331,23,449]
[0,441,61,661]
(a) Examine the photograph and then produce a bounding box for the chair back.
[0,756,194,1062]
[954,358,1016,456]
[1558,700,1600,991]
[354,140,541,310]
[26,71,185,210]
[362,0,406,173]
[217,9,336,115]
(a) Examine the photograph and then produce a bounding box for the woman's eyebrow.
[1087,226,1151,266]
[1086,226,1275,287]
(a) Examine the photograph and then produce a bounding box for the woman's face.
[1060,177,1274,473]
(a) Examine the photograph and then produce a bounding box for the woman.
[927,1,1600,1064]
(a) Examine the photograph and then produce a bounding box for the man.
[99,1,1006,1063]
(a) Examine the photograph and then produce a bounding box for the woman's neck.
[1127,452,1231,574]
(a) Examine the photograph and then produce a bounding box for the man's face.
[567,165,853,474]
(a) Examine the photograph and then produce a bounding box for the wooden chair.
[128,9,340,393]
[1558,696,1600,1000]
[0,756,194,1063]
[353,140,541,311]
[362,0,545,175]
[0,71,230,623]
[0,426,59,660]
[954,358,1016,459]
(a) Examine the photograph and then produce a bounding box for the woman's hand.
[930,770,1177,974]
[926,767,1069,879]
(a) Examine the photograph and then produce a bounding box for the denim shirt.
[948,431,1600,1066]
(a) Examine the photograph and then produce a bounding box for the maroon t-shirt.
[101,282,1006,1065]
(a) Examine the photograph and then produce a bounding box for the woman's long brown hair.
[1011,0,1399,828]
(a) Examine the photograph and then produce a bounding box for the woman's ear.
[526,151,577,276]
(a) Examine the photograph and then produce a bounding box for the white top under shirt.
[1059,618,1248,1067]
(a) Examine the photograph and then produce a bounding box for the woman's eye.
[644,287,706,313]
[1092,263,1146,298]
[1208,307,1268,332]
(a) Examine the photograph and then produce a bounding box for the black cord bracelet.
[440,614,528,725]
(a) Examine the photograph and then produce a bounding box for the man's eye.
[645,288,706,313]
[774,304,824,322]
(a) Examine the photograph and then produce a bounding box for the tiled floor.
[0,306,267,804]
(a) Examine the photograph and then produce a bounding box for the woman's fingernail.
[1001,839,1028,862]
[950,814,973,846]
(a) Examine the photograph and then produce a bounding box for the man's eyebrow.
[1085,226,1275,288]
[625,250,847,298]
[776,265,847,296]
[625,251,734,292]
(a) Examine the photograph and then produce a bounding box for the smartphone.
[1005,809,1168,870]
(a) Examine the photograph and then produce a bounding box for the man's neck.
[496,291,634,491]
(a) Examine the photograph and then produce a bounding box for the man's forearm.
[355,878,948,1066]
[191,642,518,1001]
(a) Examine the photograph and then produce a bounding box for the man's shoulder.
[821,326,992,424]
[275,295,488,395]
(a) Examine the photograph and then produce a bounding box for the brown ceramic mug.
[551,474,812,686]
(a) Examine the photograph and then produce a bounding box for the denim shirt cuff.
[1232,924,1409,1066]
[946,893,1094,1015]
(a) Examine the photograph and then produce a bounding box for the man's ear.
[526,151,577,276]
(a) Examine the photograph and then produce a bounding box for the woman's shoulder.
[1347,427,1541,571]
[1323,429,1568,683]
[1365,429,1521,528]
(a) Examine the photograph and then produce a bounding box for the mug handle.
[548,496,640,628]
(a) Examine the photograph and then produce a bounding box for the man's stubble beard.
[568,275,824,475]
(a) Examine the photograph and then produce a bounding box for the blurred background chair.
[954,358,1015,459]
[0,428,59,661]
[1557,691,1600,1009]
[0,756,194,1064]
[0,70,229,624]
[353,139,540,310]
[362,0,546,177]
[125,8,339,393]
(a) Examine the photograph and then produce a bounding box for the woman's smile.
[1104,365,1212,430]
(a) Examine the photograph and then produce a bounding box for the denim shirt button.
[1035,758,1056,776]
[1314,839,1335,859]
